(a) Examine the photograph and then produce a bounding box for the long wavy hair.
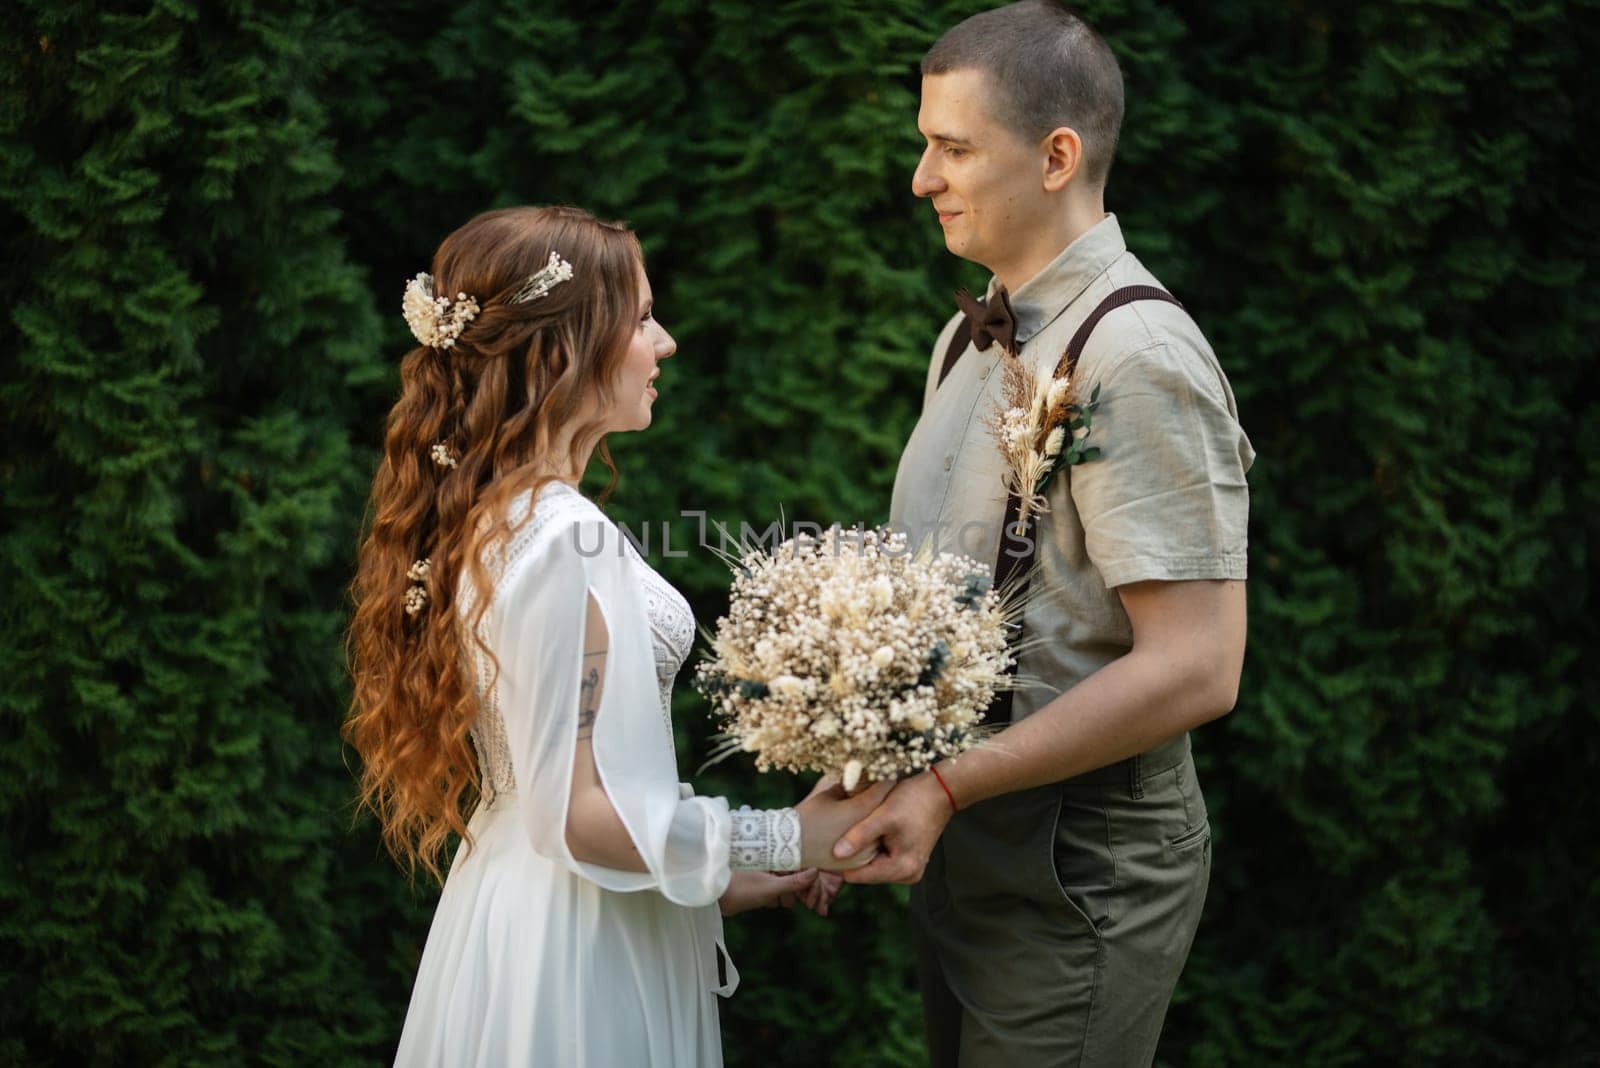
[344,205,643,884]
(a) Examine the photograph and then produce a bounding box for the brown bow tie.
[954,285,1019,356]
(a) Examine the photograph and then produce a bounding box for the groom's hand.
[831,772,954,885]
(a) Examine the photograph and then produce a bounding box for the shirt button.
[943,455,953,471]
[979,366,991,380]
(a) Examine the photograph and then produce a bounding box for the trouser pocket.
[1051,786,1115,936]
[1167,818,1211,854]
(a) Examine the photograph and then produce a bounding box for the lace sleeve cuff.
[728,806,802,871]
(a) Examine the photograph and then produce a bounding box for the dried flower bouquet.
[696,525,1018,791]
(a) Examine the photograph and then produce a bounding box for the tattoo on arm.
[577,648,604,740]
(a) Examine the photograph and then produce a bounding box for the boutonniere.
[986,357,1102,527]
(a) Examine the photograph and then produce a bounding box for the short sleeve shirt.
[889,214,1255,721]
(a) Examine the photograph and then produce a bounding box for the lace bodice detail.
[627,539,697,719]
[463,483,695,801]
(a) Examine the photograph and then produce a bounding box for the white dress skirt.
[394,482,738,1067]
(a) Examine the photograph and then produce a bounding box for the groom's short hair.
[922,1,1125,188]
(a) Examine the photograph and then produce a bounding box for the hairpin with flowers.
[398,251,576,616]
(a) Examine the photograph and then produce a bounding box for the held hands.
[721,774,908,919]
[796,778,895,871]
[796,773,845,914]
[831,771,955,885]
[721,777,888,919]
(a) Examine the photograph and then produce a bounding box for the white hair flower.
[404,557,432,617]
[402,273,479,350]
[430,442,458,469]
[508,250,575,305]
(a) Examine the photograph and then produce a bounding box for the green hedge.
[2,1,1594,1064]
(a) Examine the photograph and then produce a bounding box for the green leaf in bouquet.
[916,640,950,687]
[696,671,731,698]
[955,573,992,609]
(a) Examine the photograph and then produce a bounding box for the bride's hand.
[719,869,819,916]
[800,869,845,916]
[796,779,894,871]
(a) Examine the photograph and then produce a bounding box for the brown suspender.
[939,285,1185,725]
[936,316,974,387]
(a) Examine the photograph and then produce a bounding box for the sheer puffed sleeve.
[491,504,733,907]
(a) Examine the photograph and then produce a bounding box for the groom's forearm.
[937,579,1245,809]
[834,580,1245,881]
[936,646,1223,808]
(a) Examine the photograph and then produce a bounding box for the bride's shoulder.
[506,480,599,528]
[493,481,615,580]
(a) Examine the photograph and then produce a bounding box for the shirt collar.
[986,213,1126,345]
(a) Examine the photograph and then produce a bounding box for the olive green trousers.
[909,732,1211,1067]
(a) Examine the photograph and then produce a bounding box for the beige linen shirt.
[890,214,1255,722]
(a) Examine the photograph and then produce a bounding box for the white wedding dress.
[394,481,738,1067]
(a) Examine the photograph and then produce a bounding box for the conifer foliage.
[3,1,1596,1064]
[1,4,400,1063]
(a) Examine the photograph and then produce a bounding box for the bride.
[343,205,884,1066]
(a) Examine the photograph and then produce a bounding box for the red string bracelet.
[930,765,960,813]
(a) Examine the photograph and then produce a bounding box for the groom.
[832,3,1254,1065]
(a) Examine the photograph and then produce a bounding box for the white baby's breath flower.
[402,273,479,350]
[769,674,805,698]
[871,646,895,669]
[403,557,433,617]
[508,251,576,304]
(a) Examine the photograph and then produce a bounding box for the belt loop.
[1129,753,1144,800]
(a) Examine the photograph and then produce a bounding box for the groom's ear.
[1041,126,1084,192]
